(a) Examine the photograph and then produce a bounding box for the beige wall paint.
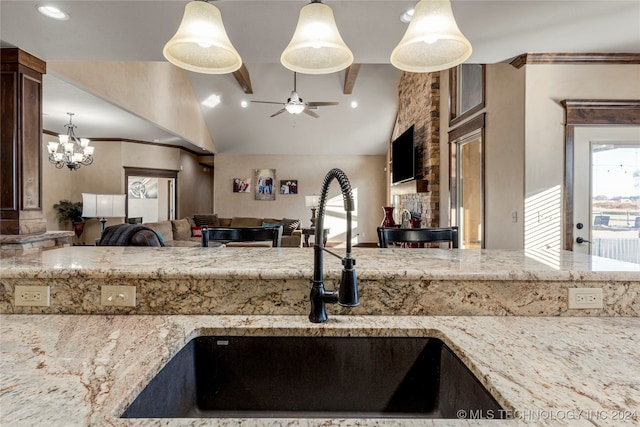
[440,64,526,249]
[214,154,386,244]
[440,63,639,250]
[42,135,213,243]
[121,142,180,170]
[179,152,214,218]
[48,61,215,151]
[484,64,525,249]
[42,133,73,233]
[523,64,640,250]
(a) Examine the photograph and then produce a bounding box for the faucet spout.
[310,168,359,323]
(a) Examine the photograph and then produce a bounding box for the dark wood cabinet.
[1,48,46,234]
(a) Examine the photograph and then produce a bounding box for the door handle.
[576,237,591,244]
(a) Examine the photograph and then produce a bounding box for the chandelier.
[47,113,94,170]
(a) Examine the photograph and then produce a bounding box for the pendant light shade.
[390,0,472,73]
[163,1,242,74]
[281,1,353,75]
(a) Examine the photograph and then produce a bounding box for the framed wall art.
[128,177,158,199]
[233,178,251,193]
[254,168,276,201]
[280,180,298,194]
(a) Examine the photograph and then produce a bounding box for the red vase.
[381,206,396,227]
[73,222,85,238]
[410,218,422,228]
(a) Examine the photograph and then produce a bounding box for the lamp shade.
[305,195,320,207]
[163,1,242,74]
[390,0,472,73]
[82,194,126,218]
[281,1,353,75]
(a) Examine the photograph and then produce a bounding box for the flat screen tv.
[391,125,416,184]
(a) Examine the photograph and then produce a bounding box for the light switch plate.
[15,285,50,307]
[101,285,136,307]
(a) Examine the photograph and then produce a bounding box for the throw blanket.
[99,224,165,246]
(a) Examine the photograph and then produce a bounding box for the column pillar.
[1,48,47,235]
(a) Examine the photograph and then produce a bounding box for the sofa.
[142,215,302,247]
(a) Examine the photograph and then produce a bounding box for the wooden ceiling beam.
[343,64,361,95]
[232,64,253,94]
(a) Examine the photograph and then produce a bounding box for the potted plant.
[53,199,85,238]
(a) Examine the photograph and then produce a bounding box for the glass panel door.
[591,143,640,263]
[573,126,640,264]
[457,133,483,248]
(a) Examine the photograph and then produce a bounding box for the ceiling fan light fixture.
[163,0,242,75]
[390,0,472,73]
[285,103,306,115]
[280,1,353,75]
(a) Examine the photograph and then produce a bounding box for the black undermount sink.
[122,336,504,419]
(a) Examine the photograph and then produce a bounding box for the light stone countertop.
[2,247,639,316]
[1,314,639,426]
[1,246,638,281]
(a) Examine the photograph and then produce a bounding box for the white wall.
[214,154,386,244]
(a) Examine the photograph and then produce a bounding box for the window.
[449,64,485,126]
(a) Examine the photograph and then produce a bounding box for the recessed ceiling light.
[400,8,414,23]
[202,94,221,108]
[351,101,358,109]
[37,5,69,20]
[240,100,248,108]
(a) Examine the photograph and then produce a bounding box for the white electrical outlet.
[101,285,136,307]
[568,288,603,309]
[15,285,50,307]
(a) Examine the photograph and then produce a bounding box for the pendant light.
[390,0,472,73]
[163,0,242,74]
[281,0,353,75]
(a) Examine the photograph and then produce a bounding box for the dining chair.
[201,225,283,247]
[377,226,459,248]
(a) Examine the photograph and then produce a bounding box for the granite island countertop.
[2,246,639,281]
[1,314,639,426]
[1,247,639,316]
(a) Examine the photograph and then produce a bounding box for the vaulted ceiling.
[2,1,639,155]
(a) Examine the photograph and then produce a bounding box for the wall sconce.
[391,0,472,73]
[82,193,126,234]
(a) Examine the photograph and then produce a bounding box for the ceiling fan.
[252,73,339,118]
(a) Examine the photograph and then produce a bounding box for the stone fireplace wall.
[389,72,440,227]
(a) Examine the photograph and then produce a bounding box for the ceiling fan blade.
[307,101,339,107]
[252,101,285,105]
[270,109,287,118]
[303,108,320,119]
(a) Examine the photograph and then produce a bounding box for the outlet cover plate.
[15,285,50,307]
[101,285,136,307]
[568,287,603,309]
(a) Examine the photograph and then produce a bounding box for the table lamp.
[305,195,320,227]
[82,193,126,234]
